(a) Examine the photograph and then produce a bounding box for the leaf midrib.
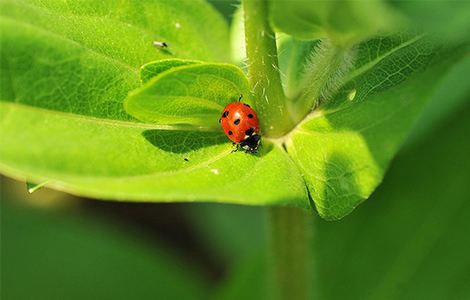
[0,101,233,180]
[130,95,224,111]
[0,102,216,131]
[1,100,302,205]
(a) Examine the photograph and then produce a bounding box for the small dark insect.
[183,158,189,162]
[153,41,168,48]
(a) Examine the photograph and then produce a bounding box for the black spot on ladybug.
[234,119,240,125]
[228,130,233,135]
[245,128,254,136]
[222,111,229,118]
[248,113,254,119]
[243,103,251,108]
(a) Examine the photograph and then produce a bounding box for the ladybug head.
[240,134,261,153]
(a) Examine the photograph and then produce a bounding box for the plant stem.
[243,0,294,137]
[268,206,312,300]
[243,1,313,297]
[293,40,353,122]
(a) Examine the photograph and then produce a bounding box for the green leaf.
[140,59,202,83]
[0,0,308,209]
[125,63,251,128]
[1,200,209,299]
[0,1,307,208]
[0,101,308,208]
[0,0,229,66]
[269,0,398,44]
[285,38,467,219]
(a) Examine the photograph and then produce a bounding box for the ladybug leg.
[238,94,243,102]
[240,135,261,154]
[230,143,240,153]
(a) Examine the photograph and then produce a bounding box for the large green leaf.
[0,0,307,210]
[0,101,308,207]
[1,0,468,219]
[285,37,468,219]
[0,1,309,207]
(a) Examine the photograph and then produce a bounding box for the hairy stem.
[243,0,294,137]
[292,40,354,122]
[268,206,313,300]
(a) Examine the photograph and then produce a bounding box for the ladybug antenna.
[238,94,243,102]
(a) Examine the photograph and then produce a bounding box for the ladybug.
[219,95,261,153]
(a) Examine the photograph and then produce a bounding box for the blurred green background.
[1,1,469,299]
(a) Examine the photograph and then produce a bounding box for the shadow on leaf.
[142,130,227,153]
[318,152,363,220]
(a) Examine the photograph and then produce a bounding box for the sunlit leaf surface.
[0,0,468,219]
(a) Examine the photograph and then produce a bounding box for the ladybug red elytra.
[219,95,261,153]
